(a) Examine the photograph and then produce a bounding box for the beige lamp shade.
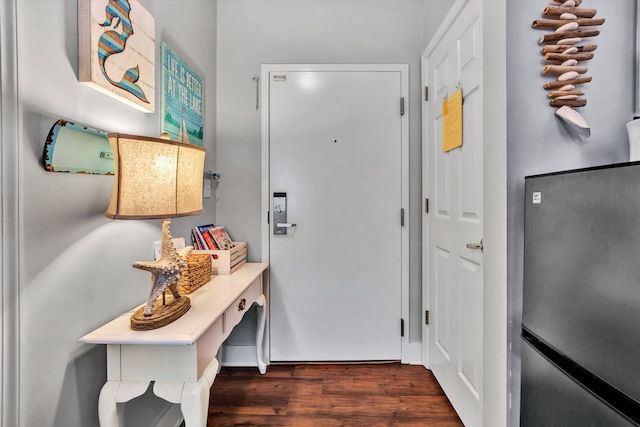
[105,133,205,219]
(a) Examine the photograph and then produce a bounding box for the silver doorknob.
[466,239,483,251]
[276,223,297,228]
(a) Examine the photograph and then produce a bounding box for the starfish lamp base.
[130,294,191,331]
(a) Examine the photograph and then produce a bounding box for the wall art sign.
[78,0,155,113]
[161,42,204,146]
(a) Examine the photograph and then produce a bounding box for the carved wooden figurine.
[532,0,604,137]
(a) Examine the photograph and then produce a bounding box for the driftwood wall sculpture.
[533,0,604,137]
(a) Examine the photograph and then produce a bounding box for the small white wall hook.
[252,76,260,110]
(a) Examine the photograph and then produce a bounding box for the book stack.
[191,224,235,250]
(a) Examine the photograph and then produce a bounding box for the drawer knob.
[238,298,247,311]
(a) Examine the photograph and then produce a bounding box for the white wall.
[506,1,636,425]
[216,0,424,347]
[422,0,456,47]
[15,1,216,425]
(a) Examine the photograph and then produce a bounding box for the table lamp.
[105,133,205,330]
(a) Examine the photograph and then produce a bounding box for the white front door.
[264,65,407,362]
[424,1,484,425]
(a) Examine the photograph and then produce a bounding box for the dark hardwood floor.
[207,363,464,426]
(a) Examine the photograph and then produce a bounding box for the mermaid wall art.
[78,0,155,112]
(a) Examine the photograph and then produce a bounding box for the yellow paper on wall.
[443,89,463,152]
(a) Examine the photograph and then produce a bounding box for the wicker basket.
[178,253,212,295]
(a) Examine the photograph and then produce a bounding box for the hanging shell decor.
[532,0,604,138]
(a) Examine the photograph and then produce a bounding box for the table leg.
[98,381,120,427]
[255,294,267,374]
[98,380,149,427]
[169,356,219,427]
[180,378,210,427]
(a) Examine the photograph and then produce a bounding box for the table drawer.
[223,277,261,335]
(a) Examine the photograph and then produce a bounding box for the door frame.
[261,63,411,362]
[1,0,21,425]
[421,1,508,426]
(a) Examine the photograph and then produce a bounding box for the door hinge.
[267,211,270,224]
[401,318,405,337]
[400,97,405,116]
[425,86,429,101]
[425,198,429,213]
[425,310,430,325]
[401,208,405,226]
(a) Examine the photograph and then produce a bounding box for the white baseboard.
[220,344,258,367]
[223,343,422,366]
[402,341,423,365]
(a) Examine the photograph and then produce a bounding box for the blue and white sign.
[161,42,203,146]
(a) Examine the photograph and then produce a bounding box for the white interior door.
[266,66,405,362]
[425,1,484,425]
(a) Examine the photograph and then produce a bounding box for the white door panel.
[434,247,452,360]
[268,69,404,362]
[426,1,484,426]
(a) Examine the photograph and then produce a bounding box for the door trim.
[261,64,411,362]
[1,0,21,425]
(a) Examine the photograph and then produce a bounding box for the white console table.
[80,263,269,427]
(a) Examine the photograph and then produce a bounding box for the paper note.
[443,89,463,152]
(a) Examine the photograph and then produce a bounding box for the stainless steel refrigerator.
[522,162,640,426]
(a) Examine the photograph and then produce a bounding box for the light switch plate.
[204,178,211,199]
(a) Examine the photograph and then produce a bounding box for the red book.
[201,230,218,250]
